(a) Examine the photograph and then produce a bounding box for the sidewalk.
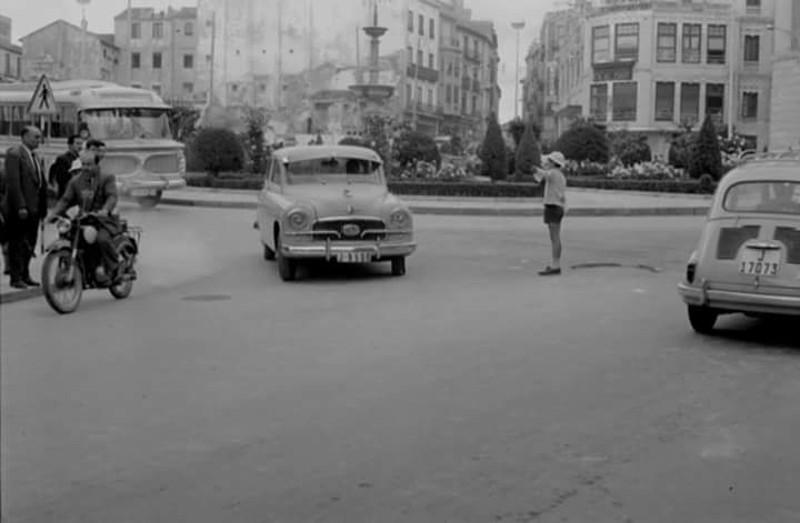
[0,229,53,305]
[162,187,712,217]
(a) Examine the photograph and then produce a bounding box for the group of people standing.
[0,124,120,290]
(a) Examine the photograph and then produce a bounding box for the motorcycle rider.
[46,140,122,284]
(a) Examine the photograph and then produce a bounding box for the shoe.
[538,267,562,276]
[9,280,28,289]
[22,277,40,287]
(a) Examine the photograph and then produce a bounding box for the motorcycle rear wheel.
[42,250,83,314]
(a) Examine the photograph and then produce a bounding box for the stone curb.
[161,197,710,218]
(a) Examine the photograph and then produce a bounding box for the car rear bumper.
[118,177,186,195]
[678,281,800,316]
[282,241,417,260]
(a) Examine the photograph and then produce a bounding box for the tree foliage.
[556,120,610,163]
[609,130,652,166]
[394,130,441,169]
[515,119,542,176]
[241,106,269,174]
[689,115,723,180]
[479,113,509,181]
[194,127,244,176]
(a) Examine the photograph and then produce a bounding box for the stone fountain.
[348,1,395,116]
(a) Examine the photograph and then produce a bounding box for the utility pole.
[77,0,90,79]
[512,21,525,120]
[208,10,216,104]
[277,0,283,111]
[127,0,132,86]
[726,3,737,139]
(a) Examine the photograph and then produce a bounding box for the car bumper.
[118,177,187,196]
[282,240,417,260]
[678,281,800,316]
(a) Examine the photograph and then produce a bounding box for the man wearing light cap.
[533,151,568,276]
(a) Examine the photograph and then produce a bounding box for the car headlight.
[285,207,312,231]
[389,208,412,229]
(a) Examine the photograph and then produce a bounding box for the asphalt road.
[2,206,798,523]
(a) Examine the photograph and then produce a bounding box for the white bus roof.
[0,79,170,110]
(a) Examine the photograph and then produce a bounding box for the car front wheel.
[688,305,718,334]
[390,257,406,276]
[276,234,296,281]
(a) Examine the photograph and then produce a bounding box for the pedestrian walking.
[533,151,568,276]
[48,134,84,200]
[4,126,48,289]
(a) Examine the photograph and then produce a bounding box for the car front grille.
[717,226,760,260]
[312,219,387,240]
[144,154,180,174]
[775,227,800,264]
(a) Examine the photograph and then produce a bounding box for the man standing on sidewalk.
[48,134,84,199]
[533,151,568,276]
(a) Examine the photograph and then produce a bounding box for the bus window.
[10,105,25,136]
[0,105,8,136]
[52,103,78,138]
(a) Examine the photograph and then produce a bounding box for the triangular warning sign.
[27,74,58,117]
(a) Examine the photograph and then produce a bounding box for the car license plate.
[337,251,372,263]
[739,249,781,276]
[129,189,154,197]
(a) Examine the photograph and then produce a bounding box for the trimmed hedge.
[186,175,714,196]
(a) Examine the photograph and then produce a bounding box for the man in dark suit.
[48,134,84,199]
[4,126,47,289]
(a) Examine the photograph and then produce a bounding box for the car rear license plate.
[337,251,372,263]
[739,249,781,276]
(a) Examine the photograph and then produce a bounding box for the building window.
[183,82,194,93]
[707,25,727,64]
[592,25,610,63]
[746,0,761,13]
[418,14,424,36]
[682,24,702,63]
[741,134,758,150]
[152,22,163,39]
[472,95,477,114]
[590,83,608,121]
[406,83,412,103]
[4,54,10,76]
[612,82,637,121]
[446,84,452,103]
[428,88,434,105]
[417,86,423,102]
[151,84,161,95]
[417,49,423,66]
[131,52,141,69]
[407,46,413,64]
[407,10,414,32]
[744,35,760,62]
[131,83,142,88]
[741,91,758,118]
[429,18,435,39]
[428,53,434,69]
[183,54,194,69]
[152,52,162,69]
[131,22,141,39]
[184,22,194,36]
[706,83,725,121]
[615,23,639,61]
[680,83,700,125]
[657,23,677,62]
[655,82,675,121]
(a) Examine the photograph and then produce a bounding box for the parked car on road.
[254,145,417,281]
[678,150,800,333]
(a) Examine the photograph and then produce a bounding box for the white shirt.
[534,168,567,208]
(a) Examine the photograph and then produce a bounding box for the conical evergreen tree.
[689,114,723,180]
[480,113,508,181]
[515,119,542,178]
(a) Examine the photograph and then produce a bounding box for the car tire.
[135,190,163,209]
[688,305,718,334]
[276,235,296,281]
[263,242,276,261]
[390,257,406,276]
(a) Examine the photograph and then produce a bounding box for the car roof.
[720,161,799,189]
[274,145,383,164]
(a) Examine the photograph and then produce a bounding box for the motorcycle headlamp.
[81,226,98,244]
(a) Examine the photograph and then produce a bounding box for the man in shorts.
[533,151,567,276]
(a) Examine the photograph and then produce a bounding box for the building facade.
[0,14,22,82]
[768,0,800,150]
[526,0,779,155]
[20,20,119,82]
[114,7,199,104]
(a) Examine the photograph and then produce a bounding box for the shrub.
[609,130,652,167]
[515,119,542,177]
[338,136,370,147]
[241,106,269,175]
[668,130,697,169]
[193,127,244,176]
[479,113,508,181]
[556,121,610,163]
[394,130,441,169]
[689,115,723,180]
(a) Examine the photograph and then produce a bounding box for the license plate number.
[739,249,781,276]
[129,189,155,197]
[337,251,372,263]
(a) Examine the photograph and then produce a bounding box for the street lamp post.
[77,0,90,79]
[511,21,525,120]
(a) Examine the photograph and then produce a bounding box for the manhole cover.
[181,294,232,302]
[571,262,661,273]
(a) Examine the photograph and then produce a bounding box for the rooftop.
[20,20,120,48]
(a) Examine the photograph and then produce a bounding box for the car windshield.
[724,181,800,215]
[82,108,172,140]
[285,156,382,185]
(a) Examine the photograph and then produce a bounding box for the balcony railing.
[406,64,440,83]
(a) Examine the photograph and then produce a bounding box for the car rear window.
[723,181,800,215]
[286,157,382,184]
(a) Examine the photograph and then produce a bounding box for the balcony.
[406,64,439,83]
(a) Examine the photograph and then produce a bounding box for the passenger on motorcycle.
[46,140,122,284]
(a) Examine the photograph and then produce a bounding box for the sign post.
[27,74,58,140]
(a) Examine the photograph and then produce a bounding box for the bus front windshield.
[82,108,172,140]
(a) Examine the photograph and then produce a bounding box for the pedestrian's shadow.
[708,315,799,351]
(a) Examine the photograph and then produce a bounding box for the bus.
[0,79,186,208]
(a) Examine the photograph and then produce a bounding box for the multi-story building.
[114,7,199,104]
[0,14,22,82]
[527,0,779,155]
[20,20,119,82]
[402,0,442,136]
[768,0,800,150]
[522,42,545,128]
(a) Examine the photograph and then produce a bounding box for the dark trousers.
[95,229,120,276]
[7,215,40,282]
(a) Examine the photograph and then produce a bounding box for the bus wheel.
[136,190,163,209]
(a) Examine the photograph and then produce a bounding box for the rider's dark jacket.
[51,165,120,235]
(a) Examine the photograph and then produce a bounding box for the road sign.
[27,74,58,117]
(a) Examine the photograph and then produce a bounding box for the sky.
[3,0,560,122]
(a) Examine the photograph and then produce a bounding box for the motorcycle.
[41,212,141,314]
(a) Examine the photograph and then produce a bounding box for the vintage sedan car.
[678,151,800,333]
[254,145,417,281]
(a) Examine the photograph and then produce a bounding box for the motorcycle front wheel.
[42,250,83,314]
